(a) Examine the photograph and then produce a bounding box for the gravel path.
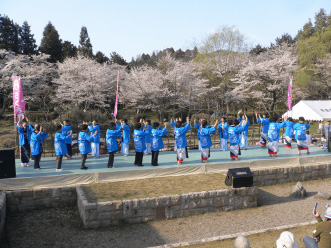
[4,178,331,248]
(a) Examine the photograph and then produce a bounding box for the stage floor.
[1,144,330,190]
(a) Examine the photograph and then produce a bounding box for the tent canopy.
[282,100,331,121]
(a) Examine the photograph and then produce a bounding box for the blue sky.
[1,0,331,61]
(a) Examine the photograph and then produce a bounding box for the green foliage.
[62,41,77,60]
[40,22,63,62]
[78,26,93,58]
[295,8,331,89]
[110,51,128,66]
[20,21,37,55]
[0,15,20,53]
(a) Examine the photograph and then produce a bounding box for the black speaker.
[225,167,253,188]
[0,148,16,179]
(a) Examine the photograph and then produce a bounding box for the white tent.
[282,100,331,121]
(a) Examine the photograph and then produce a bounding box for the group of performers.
[16,111,311,170]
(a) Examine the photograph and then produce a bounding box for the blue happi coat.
[151,128,168,151]
[106,129,122,152]
[174,123,191,149]
[284,121,294,137]
[199,126,216,149]
[228,126,246,146]
[257,118,269,133]
[40,132,48,145]
[133,129,148,152]
[17,124,34,146]
[268,122,286,141]
[217,122,229,139]
[293,123,310,141]
[78,131,94,154]
[237,118,250,135]
[30,132,42,155]
[89,124,101,143]
[54,132,69,156]
[144,125,152,143]
[122,124,130,143]
[62,125,72,144]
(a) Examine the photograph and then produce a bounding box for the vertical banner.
[288,76,293,112]
[12,76,26,123]
[113,71,119,117]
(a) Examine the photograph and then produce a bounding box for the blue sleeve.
[278,121,286,129]
[216,123,221,132]
[16,125,24,133]
[257,118,262,124]
[237,118,243,122]
[124,125,130,132]
[261,119,269,125]
[306,123,310,130]
[224,123,229,130]
[209,126,216,134]
[237,126,245,133]
[183,123,191,133]
[194,123,200,129]
[170,121,176,127]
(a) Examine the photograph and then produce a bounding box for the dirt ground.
[3,178,331,248]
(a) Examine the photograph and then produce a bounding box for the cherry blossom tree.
[53,56,127,112]
[229,43,297,112]
[123,53,205,120]
[0,49,57,118]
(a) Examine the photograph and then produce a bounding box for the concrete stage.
[1,144,330,190]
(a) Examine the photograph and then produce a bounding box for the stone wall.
[77,186,258,229]
[0,192,6,243]
[5,186,76,213]
[252,163,331,186]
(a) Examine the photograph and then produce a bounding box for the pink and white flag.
[12,76,26,123]
[288,76,293,111]
[113,71,119,117]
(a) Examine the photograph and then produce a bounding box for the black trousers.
[108,152,114,168]
[151,150,159,166]
[33,154,41,169]
[66,144,72,157]
[20,143,30,163]
[56,155,63,169]
[81,154,88,168]
[134,152,144,166]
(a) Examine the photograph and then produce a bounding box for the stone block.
[86,210,98,221]
[139,198,156,209]
[189,199,200,209]
[127,217,142,224]
[208,190,218,197]
[213,197,221,208]
[112,200,123,210]
[21,190,33,198]
[123,200,133,218]
[111,210,123,220]
[41,189,54,198]
[156,196,170,207]
[97,202,113,212]
[132,199,139,209]
[156,207,165,219]
[234,197,243,209]
[84,203,97,210]
[170,195,181,205]
[165,206,174,218]
[98,212,112,220]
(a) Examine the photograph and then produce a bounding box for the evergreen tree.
[110,51,128,65]
[78,26,93,58]
[20,21,37,54]
[275,33,295,46]
[95,51,109,64]
[249,44,267,55]
[297,19,315,40]
[62,41,77,60]
[0,15,20,53]
[39,22,63,62]
[314,8,328,33]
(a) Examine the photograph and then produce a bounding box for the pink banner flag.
[288,76,293,111]
[113,71,119,117]
[12,76,26,123]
